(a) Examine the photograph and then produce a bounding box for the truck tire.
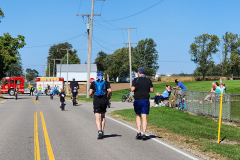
[9,89,15,96]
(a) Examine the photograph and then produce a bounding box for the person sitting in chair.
[152,85,171,107]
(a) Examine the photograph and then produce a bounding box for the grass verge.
[111,107,240,159]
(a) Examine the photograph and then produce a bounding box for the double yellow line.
[34,112,55,160]
[31,97,39,104]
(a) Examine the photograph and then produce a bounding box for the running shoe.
[136,132,142,139]
[98,131,103,139]
[142,134,147,140]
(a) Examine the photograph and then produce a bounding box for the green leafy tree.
[132,38,159,76]
[46,42,80,76]
[26,68,39,81]
[5,55,23,77]
[62,51,80,64]
[0,33,25,79]
[0,7,4,23]
[94,51,108,72]
[105,47,129,82]
[222,32,240,78]
[189,34,220,80]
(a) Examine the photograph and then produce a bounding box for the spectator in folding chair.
[221,82,226,93]
[152,85,171,107]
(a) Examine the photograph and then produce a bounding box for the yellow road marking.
[36,100,39,104]
[40,112,55,160]
[31,97,36,104]
[34,112,41,160]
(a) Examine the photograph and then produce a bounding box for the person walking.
[131,67,154,140]
[70,78,79,104]
[29,84,34,96]
[38,84,42,96]
[89,71,111,139]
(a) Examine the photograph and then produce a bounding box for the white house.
[56,64,97,82]
[155,72,161,79]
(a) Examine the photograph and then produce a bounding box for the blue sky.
[1,0,240,76]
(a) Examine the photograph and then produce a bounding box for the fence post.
[214,94,216,118]
[229,94,232,122]
[202,92,204,115]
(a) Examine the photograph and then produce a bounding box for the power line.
[25,34,85,48]
[77,0,83,14]
[158,61,193,63]
[93,35,123,46]
[92,37,117,51]
[97,0,164,22]
[100,1,105,14]
[93,20,119,30]
[99,17,121,29]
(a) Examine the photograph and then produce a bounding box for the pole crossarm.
[121,28,137,30]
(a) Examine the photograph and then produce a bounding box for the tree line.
[95,38,159,82]
[190,32,240,80]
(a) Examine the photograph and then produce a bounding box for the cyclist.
[59,89,66,108]
[15,86,20,100]
[54,85,58,95]
[49,88,53,99]
[70,78,79,104]
[72,86,78,104]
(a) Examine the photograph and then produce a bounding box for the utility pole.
[76,0,105,98]
[50,59,62,77]
[121,28,137,88]
[61,49,73,95]
[48,63,51,77]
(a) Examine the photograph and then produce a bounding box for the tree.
[222,32,240,78]
[46,42,80,76]
[26,68,39,81]
[5,55,23,77]
[189,34,220,80]
[62,51,80,64]
[0,33,25,79]
[105,47,129,82]
[0,7,4,18]
[94,51,108,72]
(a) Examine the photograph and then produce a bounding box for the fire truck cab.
[0,77,27,96]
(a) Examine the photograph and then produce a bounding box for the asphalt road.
[0,95,201,160]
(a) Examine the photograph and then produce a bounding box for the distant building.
[56,64,97,94]
[155,72,161,79]
[56,64,97,81]
[165,72,173,77]
[116,72,138,83]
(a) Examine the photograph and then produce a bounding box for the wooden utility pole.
[61,49,73,95]
[121,28,137,87]
[76,0,105,98]
[50,59,62,77]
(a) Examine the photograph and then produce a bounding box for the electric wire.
[93,20,119,30]
[25,34,85,48]
[92,37,118,51]
[93,36,123,46]
[77,0,83,14]
[97,0,164,22]
[100,1,105,14]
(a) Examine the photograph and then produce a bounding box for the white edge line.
[106,115,199,160]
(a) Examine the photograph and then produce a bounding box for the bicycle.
[60,101,65,111]
[72,96,76,106]
[178,91,186,111]
[121,90,131,102]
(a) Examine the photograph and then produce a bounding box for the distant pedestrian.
[89,71,111,139]
[29,84,34,96]
[172,79,187,90]
[131,67,154,140]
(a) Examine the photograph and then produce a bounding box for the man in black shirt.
[89,71,111,139]
[70,78,79,104]
[131,67,154,140]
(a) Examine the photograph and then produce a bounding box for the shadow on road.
[104,134,122,139]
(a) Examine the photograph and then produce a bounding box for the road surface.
[0,95,200,160]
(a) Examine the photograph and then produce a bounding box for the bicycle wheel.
[121,95,126,102]
[128,98,132,103]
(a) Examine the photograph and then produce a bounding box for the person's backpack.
[95,80,106,96]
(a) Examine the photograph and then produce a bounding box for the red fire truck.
[0,77,28,96]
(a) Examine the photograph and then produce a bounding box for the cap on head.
[138,67,146,74]
[97,71,104,80]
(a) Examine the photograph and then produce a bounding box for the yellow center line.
[36,100,39,104]
[40,112,55,160]
[34,112,40,160]
[31,97,36,104]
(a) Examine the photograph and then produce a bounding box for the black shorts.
[72,92,78,97]
[93,104,107,114]
[60,99,65,102]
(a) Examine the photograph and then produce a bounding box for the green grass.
[74,80,240,103]
[112,107,240,159]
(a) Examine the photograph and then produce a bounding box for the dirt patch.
[111,83,130,91]
[110,112,229,160]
